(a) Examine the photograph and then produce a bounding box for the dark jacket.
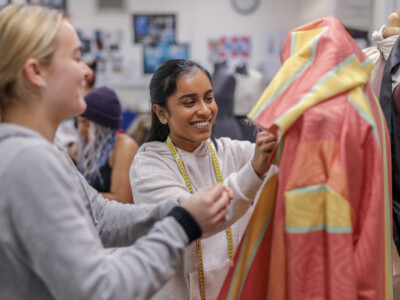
[379,36,400,255]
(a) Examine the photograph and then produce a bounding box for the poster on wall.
[207,36,251,65]
[133,14,176,44]
[143,43,189,73]
[76,28,135,86]
[28,0,67,13]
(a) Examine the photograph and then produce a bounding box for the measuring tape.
[166,136,233,300]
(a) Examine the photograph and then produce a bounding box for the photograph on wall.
[28,0,66,12]
[76,28,131,86]
[143,43,189,73]
[133,14,176,44]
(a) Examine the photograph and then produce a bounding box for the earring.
[161,118,167,124]
[39,82,47,94]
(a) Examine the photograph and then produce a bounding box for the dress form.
[363,12,400,97]
[383,12,400,38]
[212,60,243,140]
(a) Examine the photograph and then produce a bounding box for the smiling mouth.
[190,119,211,128]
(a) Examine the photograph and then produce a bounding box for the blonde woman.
[0,4,234,300]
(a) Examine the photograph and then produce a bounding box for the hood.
[138,139,211,157]
[248,17,373,138]
[0,123,47,143]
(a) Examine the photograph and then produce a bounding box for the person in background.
[0,4,234,300]
[69,86,138,203]
[130,59,277,299]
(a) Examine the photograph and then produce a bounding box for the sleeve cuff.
[167,206,202,243]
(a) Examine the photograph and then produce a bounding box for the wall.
[66,0,299,112]
[8,0,391,112]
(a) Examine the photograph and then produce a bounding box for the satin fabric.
[218,17,393,300]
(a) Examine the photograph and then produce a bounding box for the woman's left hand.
[251,131,277,178]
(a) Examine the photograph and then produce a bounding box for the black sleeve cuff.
[167,206,202,243]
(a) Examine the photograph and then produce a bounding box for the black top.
[90,160,112,193]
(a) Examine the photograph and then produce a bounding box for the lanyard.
[166,136,233,300]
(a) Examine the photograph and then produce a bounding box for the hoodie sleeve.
[214,138,264,226]
[55,138,181,248]
[3,144,192,300]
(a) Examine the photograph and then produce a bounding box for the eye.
[183,99,195,106]
[205,96,214,102]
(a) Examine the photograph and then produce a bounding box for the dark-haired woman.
[130,59,277,299]
[69,86,138,203]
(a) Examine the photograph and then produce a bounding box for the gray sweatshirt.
[130,138,263,300]
[0,123,199,300]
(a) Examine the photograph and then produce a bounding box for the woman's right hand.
[251,131,277,178]
[180,184,233,235]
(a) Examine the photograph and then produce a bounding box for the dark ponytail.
[146,59,211,142]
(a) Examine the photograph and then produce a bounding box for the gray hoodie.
[0,123,199,300]
[130,138,263,300]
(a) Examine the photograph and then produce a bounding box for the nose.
[82,62,93,82]
[197,100,211,117]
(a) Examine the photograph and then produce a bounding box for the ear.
[23,58,47,89]
[153,104,169,124]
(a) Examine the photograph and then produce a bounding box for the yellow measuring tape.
[166,136,233,300]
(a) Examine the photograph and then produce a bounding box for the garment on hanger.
[219,17,392,300]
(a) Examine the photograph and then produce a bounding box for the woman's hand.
[181,184,233,234]
[251,131,277,178]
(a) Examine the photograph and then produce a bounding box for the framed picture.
[133,14,176,44]
[0,0,10,7]
[27,0,66,13]
[143,43,189,74]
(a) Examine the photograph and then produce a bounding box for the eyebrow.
[178,89,213,101]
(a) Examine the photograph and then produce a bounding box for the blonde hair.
[0,4,63,109]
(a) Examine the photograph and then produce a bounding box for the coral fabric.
[218,17,393,300]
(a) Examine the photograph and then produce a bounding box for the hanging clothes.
[219,17,393,300]
[380,36,400,257]
[363,26,399,96]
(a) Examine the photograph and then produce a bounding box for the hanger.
[383,12,400,38]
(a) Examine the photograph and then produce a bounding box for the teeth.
[192,121,210,128]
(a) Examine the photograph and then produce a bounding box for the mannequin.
[383,12,400,37]
[363,12,400,97]
[212,60,243,140]
[232,61,265,142]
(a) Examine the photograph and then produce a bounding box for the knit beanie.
[82,86,122,129]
